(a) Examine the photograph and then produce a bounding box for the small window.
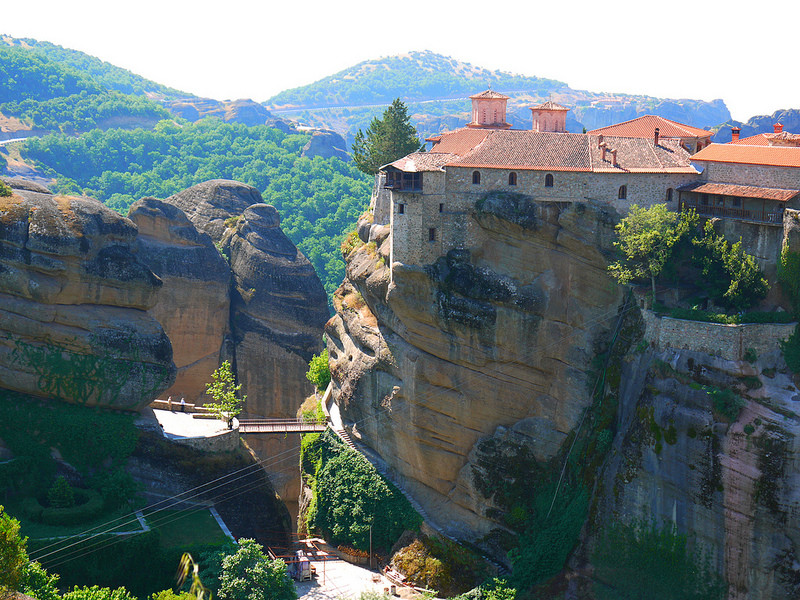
[398,203,405,214]
[701,194,709,205]
[508,172,517,186]
[618,185,627,200]
[732,197,741,207]
[717,196,725,206]
[439,203,444,213]
[472,171,481,185]
[429,228,436,242]
[666,188,673,202]
[545,173,554,188]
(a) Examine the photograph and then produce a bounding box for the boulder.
[129,197,231,403]
[301,130,349,161]
[0,185,175,409]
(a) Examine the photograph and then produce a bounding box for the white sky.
[3,0,798,122]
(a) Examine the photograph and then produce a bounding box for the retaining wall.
[642,310,796,361]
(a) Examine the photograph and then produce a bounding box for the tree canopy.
[305,349,330,392]
[218,539,295,600]
[352,99,421,175]
[609,204,697,298]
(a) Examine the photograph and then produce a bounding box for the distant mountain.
[0,35,188,100]
[712,108,800,142]
[265,50,732,146]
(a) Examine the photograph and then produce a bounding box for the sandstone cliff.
[129,197,230,403]
[156,180,329,417]
[329,187,800,597]
[327,195,624,539]
[0,179,175,409]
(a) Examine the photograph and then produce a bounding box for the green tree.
[305,349,330,392]
[693,221,768,310]
[608,204,697,299]
[205,361,245,428]
[62,586,138,600]
[351,98,422,175]
[1,506,27,600]
[47,475,75,508]
[218,539,295,600]
[0,180,11,197]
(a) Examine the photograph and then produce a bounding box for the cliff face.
[327,196,624,538]
[155,180,329,416]
[597,348,800,599]
[129,197,230,403]
[0,181,175,409]
[331,186,800,596]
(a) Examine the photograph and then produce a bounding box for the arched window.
[508,172,517,186]
[472,171,481,185]
[545,173,554,188]
[666,188,673,202]
[618,185,627,200]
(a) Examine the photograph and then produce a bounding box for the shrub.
[218,539,295,600]
[0,180,11,197]
[708,387,744,422]
[780,325,800,373]
[39,489,105,526]
[62,585,137,600]
[593,520,726,600]
[305,349,330,392]
[48,476,75,508]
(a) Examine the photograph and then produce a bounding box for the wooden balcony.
[680,201,783,225]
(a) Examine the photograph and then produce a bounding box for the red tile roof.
[677,181,800,202]
[732,132,800,146]
[469,89,509,99]
[531,101,569,111]
[692,143,800,168]
[588,115,711,140]
[419,129,696,173]
[386,152,458,172]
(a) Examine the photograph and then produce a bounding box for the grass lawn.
[143,507,229,548]
[13,504,144,540]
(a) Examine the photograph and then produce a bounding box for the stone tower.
[530,100,569,133]
[468,90,511,129]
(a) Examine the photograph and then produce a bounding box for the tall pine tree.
[352,98,422,175]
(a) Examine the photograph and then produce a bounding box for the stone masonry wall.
[699,161,800,191]
[642,310,796,361]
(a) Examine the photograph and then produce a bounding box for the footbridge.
[237,418,327,434]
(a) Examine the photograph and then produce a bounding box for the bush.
[218,539,295,600]
[0,179,11,197]
[62,585,138,600]
[708,387,744,423]
[48,476,75,508]
[305,349,331,392]
[36,488,105,526]
[781,325,800,373]
[593,520,725,600]
[305,431,421,552]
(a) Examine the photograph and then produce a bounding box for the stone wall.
[386,167,698,270]
[698,161,800,191]
[168,426,240,453]
[642,310,796,361]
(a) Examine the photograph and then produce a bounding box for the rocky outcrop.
[0,183,175,409]
[129,198,230,403]
[160,180,329,416]
[300,129,349,161]
[222,99,272,126]
[327,197,624,538]
[596,348,800,599]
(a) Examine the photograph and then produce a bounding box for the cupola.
[467,90,511,129]
[530,101,569,133]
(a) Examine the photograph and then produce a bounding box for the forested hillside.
[23,120,371,301]
[0,41,169,132]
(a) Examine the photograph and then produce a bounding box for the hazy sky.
[3,0,797,122]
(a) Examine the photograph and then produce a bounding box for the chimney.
[654,128,660,146]
[600,142,607,162]
[774,122,784,133]
[611,149,618,167]
[731,127,741,142]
